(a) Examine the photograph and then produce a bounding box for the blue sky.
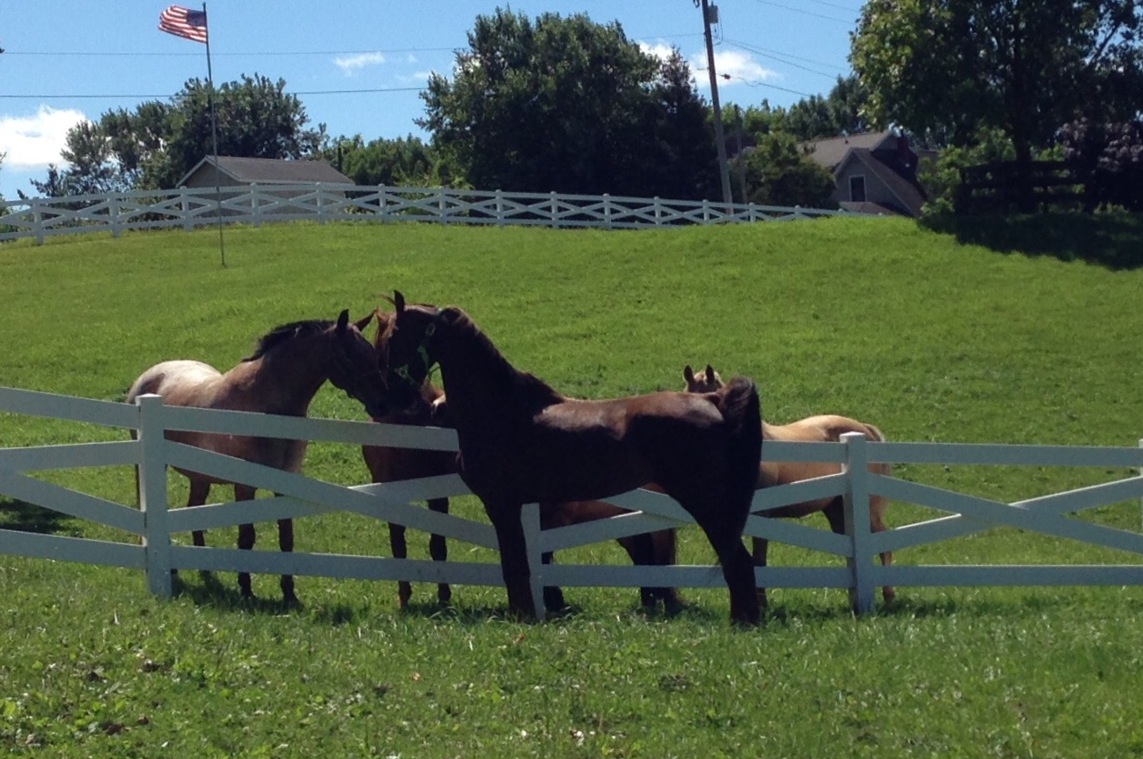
[0,1,863,198]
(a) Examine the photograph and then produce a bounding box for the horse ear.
[704,364,716,383]
[393,291,406,312]
[336,309,350,332]
[353,312,374,332]
[683,365,695,383]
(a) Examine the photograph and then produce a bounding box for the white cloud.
[334,52,386,76]
[639,41,676,63]
[691,49,778,86]
[0,106,89,169]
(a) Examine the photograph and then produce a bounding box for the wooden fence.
[0,184,849,245]
[3,384,1143,619]
[957,160,1088,214]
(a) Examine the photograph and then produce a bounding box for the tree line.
[9,4,1143,215]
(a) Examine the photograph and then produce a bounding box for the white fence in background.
[2,384,1143,618]
[0,184,850,245]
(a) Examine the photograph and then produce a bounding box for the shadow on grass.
[0,497,80,536]
[922,212,1143,270]
[173,570,300,616]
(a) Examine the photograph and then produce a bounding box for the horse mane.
[243,319,334,362]
[444,306,564,408]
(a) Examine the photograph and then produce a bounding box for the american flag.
[158,5,208,44]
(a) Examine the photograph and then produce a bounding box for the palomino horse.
[380,292,762,625]
[126,310,390,605]
[362,310,683,613]
[683,364,894,607]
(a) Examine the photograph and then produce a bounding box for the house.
[799,131,932,217]
[177,156,353,214]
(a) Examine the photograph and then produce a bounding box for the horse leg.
[277,517,298,607]
[170,478,212,590]
[871,497,895,604]
[691,509,758,626]
[235,484,257,599]
[187,478,210,548]
[751,535,770,610]
[825,499,894,605]
[541,550,567,613]
[538,503,568,613]
[617,533,665,612]
[652,529,686,615]
[388,521,412,610]
[488,505,537,620]
[427,497,452,606]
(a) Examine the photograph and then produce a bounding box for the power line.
[0,87,426,100]
[749,0,859,23]
[722,39,845,80]
[2,47,457,57]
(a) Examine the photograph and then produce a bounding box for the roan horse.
[126,310,390,605]
[683,364,895,607]
[362,310,682,614]
[380,292,763,625]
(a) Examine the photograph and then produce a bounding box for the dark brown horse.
[684,364,894,607]
[380,293,762,625]
[127,310,389,605]
[362,310,683,613]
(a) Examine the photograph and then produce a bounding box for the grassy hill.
[2,216,1143,756]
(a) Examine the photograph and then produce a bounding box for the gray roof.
[179,156,352,186]
[799,131,896,170]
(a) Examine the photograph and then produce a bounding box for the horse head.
[380,291,444,418]
[682,364,724,393]
[326,309,391,419]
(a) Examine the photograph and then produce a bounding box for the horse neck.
[230,337,331,416]
[435,318,559,427]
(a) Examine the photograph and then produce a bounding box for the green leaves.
[420,10,717,199]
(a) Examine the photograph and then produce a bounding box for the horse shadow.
[921,213,1143,270]
[173,571,300,616]
[0,497,79,535]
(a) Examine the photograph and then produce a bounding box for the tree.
[420,10,716,199]
[738,132,836,208]
[851,0,1143,210]
[321,134,453,187]
[37,73,323,195]
[157,74,324,188]
[1060,118,1143,211]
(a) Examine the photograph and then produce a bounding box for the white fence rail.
[0,184,849,244]
[3,384,1143,618]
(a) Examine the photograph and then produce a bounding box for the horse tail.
[862,422,887,443]
[716,377,764,534]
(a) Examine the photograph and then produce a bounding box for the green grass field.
[2,216,1143,757]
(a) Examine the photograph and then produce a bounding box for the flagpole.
[203,2,226,268]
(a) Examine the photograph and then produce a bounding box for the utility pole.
[697,0,733,206]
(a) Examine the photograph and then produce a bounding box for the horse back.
[127,359,308,475]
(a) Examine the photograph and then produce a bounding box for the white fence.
[0,184,849,245]
[3,384,1143,618]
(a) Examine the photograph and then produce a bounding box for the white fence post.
[842,431,875,615]
[603,193,613,230]
[495,189,505,226]
[549,191,559,229]
[31,198,45,245]
[653,196,662,226]
[522,502,546,622]
[316,183,326,223]
[109,194,122,238]
[180,187,192,231]
[137,394,172,598]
